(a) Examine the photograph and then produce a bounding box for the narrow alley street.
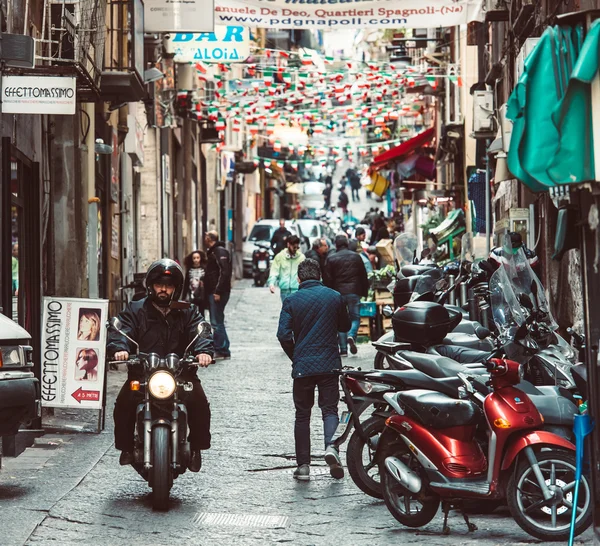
[0,281,592,546]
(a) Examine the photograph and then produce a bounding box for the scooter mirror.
[198,322,212,338]
[382,305,394,318]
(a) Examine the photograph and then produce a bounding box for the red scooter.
[376,347,592,540]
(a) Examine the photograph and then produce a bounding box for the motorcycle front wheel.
[346,416,385,499]
[380,437,440,528]
[151,425,172,511]
[507,450,592,541]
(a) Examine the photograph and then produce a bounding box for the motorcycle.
[252,242,272,287]
[108,317,212,510]
[375,269,592,541]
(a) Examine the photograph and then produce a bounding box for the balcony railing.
[36,0,107,99]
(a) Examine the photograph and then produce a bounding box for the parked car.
[0,314,40,436]
[243,219,309,277]
[296,219,334,247]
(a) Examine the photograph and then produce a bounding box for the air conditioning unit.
[515,37,540,82]
[473,90,495,136]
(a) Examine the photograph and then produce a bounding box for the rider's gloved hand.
[114,351,129,361]
[197,353,212,367]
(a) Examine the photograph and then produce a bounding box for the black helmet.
[145,259,184,307]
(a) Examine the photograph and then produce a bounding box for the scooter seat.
[400,350,487,379]
[433,345,492,364]
[398,389,481,429]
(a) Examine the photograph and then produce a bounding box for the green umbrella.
[507,25,583,192]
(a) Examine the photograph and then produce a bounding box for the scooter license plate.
[258,260,268,269]
[332,411,352,440]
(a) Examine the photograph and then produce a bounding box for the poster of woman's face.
[75,348,99,381]
[77,308,101,341]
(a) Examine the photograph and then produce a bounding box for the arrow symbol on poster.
[71,387,100,403]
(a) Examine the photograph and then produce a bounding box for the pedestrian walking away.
[268,235,305,302]
[182,249,207,316]
[337,187,349,213]
[107,259,213,473]
[325,234,369,356]
[276,258,351,481]
[204,231,232,360]
[270,218,292,256]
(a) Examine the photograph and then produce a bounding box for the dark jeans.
[113,376,211,452]
[293,374,340,466]
[208,292,230,356]
[338,293,361,352]
[351,187,360,201]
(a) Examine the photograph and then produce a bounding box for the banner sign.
[145,0,215,32]
[40,297,109,410]
[215,0,485,29]
[1,75,76,115]
[166,25,250,63]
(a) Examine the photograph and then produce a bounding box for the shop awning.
[371,127,435,170]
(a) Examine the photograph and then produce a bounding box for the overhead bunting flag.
[215,0,484,29]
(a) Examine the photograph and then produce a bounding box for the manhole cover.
[193,512,289,529]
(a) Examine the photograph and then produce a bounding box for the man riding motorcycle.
[107,259,213,473]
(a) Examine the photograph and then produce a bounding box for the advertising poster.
[215,0,484,29]
[40,297,109,409]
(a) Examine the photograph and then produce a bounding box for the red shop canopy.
[371,127,436,170]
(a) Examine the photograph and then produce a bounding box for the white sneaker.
[324,445,344,479]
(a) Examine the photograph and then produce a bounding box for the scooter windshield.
[489,265,526,339]
[394,232,418,267]
[410,269,446,302]
[502,243,558,332]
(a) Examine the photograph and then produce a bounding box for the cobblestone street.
[0,281,593,546]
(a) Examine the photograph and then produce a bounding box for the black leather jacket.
[324,247,369,297]
[106,298,214,376]
[204,242,232,296]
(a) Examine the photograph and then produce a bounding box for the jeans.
[280,288,296,303]
[207,293,230,356]
[114,377,211,451]
[293,374,340,466]
[338,293,361,352]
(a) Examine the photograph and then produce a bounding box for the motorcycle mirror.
[109,317,122,331]
[518,293,534,310]
[198,322,212,338]
[107,317,140,355]
[382,305,394,318]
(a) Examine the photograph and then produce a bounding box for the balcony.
[34,0,107,100]
[99,0,146,104]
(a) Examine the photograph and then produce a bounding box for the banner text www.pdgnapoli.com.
[214,2,472,28]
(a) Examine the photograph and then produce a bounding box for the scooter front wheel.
[507,450,592,541]
[151,425,172,511]
[380,438,440,528]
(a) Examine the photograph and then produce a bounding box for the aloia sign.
[215,0,485,29]
[167,25,250,63]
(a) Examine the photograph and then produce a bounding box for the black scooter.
[252,242,271,287]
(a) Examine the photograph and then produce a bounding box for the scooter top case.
[392,302,462,346]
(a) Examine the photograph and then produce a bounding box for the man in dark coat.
[108,259,213,472]
[325,234,369,356]
[204,231,232,359]
[277,259,350,481]
[270,218,291,255]
[305,238,329,270]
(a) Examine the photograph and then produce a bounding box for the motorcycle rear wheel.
[380,439,439,528]
[151,425,172,511]
[374,352,389,370]
[507,450,592,541]
[346,416,385,499]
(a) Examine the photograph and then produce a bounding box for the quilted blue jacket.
[277,280,351,378]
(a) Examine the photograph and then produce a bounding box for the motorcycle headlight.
[148,371,176,399]
[0,346,23,367]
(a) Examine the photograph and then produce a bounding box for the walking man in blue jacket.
[277,259,351,481]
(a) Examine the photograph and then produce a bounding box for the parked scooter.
[108,318,212,510]
[375,289,592,540]
[252,242,272,287]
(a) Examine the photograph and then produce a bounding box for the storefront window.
[11,158,24,324]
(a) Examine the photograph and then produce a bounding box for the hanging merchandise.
[367,172,391,197]
[468,170,487,235]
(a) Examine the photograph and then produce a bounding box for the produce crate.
[357,316,370,337]
[359,302,377,317]
[383,317,393,331]
[375,289,394,305]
